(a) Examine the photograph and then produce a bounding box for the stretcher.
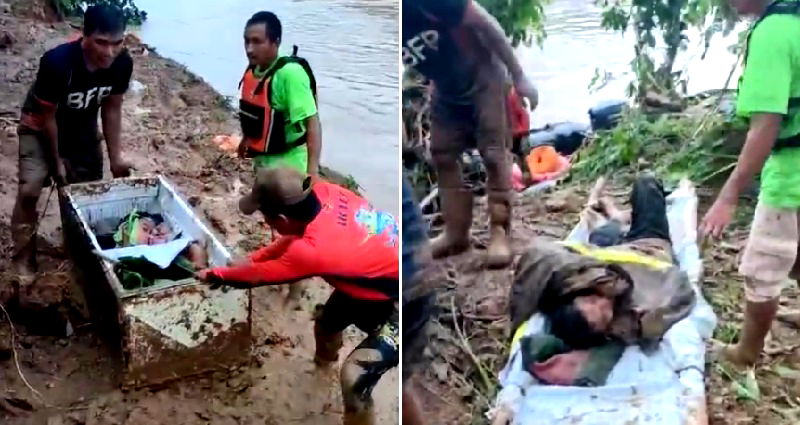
[491,179,716,424]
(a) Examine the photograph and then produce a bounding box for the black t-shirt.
[21,40,133,151]
[402,0,476,98]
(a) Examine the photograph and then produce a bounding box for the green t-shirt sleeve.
[736,17,794,117]
[273,63,317,125]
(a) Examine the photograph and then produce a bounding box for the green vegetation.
[572,97,748,185]
[596,0,738,101]
[51,0,147,24]
[477,0,550,46]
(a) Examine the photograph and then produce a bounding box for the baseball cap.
[239,167,313,216]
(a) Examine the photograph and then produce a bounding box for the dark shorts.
[317,291,398,410]
[17,129,103,197]
[317,290,396,336]
[430,79,512,192]
[430,79,511,155]
[588,175,671,247]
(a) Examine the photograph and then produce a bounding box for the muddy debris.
[263,332,294,348]
[0,30,15,48]
[0,397,34,416]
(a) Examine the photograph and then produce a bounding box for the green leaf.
[733,369,761,402]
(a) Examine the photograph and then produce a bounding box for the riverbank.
[0,1,397,423]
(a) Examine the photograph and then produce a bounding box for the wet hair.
[246,11,282,43]
[83,4,126,36]
[547,299,608,349]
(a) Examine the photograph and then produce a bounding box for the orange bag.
[526,145,570,182]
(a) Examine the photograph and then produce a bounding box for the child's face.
[131,218,155,245]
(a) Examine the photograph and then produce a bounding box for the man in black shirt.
[403,0,538,269]
[11,5,133,286]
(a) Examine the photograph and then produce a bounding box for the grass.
[571,106,748,187]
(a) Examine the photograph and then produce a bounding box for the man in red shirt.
[197,166,398,425]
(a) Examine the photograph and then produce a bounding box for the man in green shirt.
[701,0,800,366]
[238,11,321,176]
[237,11,322,308]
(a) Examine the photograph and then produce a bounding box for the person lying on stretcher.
[508,175,696,386]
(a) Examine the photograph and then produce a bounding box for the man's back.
[402,0,503,100]
[306,181,399,282]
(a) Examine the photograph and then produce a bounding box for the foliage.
[571,99,748,185]
[477,0,550,46]
[52,0,147,24]
[596,0,738,101]
[319,166,363,196]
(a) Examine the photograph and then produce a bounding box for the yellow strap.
[558,241,672,270]
[511,320,530,347]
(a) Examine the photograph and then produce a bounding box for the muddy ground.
[0,2,398,424]
[407,176,800,423]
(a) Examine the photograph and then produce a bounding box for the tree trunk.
[657,0,686,94]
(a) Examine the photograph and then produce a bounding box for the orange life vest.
[238,46,317,156]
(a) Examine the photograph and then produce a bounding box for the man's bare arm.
[717,113,783,203]
[39,103,67,185]
[305,114,321,176]
[461,2,538,108]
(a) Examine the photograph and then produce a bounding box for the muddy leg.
[313,291,351,367]
[723,296,779,367]
[313,321,343,366]
[340,319,398,425]
[13,133,50,287]
[731,202,799,366]
[429,103,472,259]
[284,281,305,311]
[475,79,513,268]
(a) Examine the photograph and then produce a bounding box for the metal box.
[60,175,252,388]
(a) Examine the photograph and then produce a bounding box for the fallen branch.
[440,311,506,323]
[0,303,44,402]
[419,186,439,211]
[450,296,494,395]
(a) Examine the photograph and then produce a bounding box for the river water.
[518,0,746,128]
[134,0,399,214]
